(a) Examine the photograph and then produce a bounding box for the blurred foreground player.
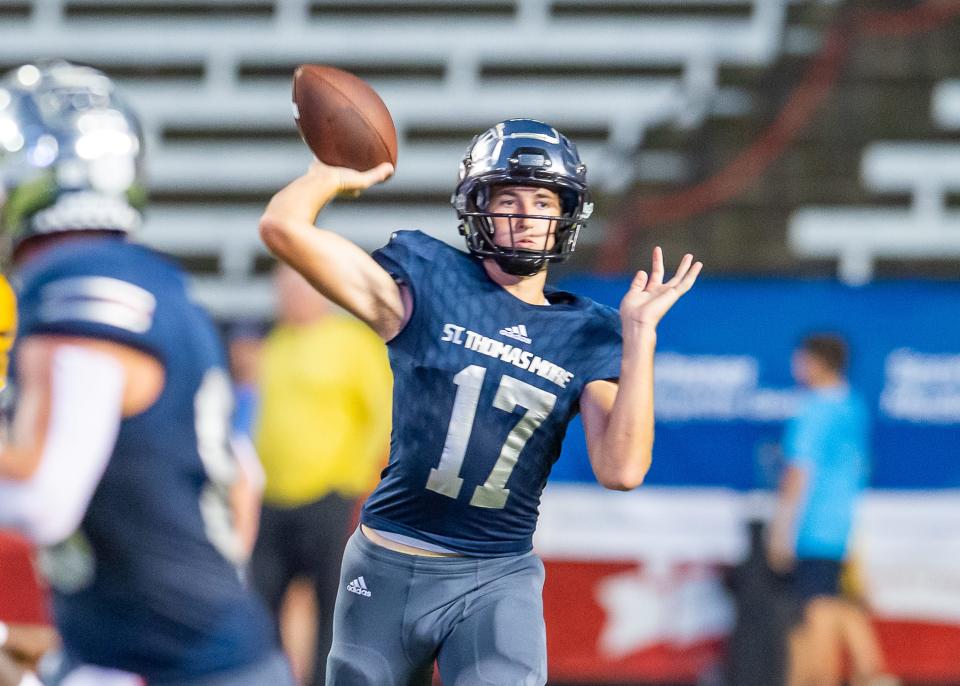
[768,335,897,686]
[260,118,702,685]
[0,62,292,685]
[3,227,52,686]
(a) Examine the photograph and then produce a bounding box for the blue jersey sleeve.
[371,230,444,289]
[17,250,165,360]
[371,230,452,341]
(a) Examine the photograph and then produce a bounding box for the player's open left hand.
[307,160,394,198]
[620,247,702,332]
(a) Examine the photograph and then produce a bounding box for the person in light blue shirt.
[768,335,897,686]
[785,371,869,562]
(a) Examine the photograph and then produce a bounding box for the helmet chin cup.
[492,252,547,277]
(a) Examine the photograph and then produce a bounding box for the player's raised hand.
[307,159,394,197]
[619,247,702,331]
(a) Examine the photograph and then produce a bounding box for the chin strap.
[493,253,546,277]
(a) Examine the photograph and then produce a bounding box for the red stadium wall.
[544,560,724,683]
[542,559,960,685]
[536,485,960,685]
[4,517,959,684]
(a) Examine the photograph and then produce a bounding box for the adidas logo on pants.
[347,576,371,597]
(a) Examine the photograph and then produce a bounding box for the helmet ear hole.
[474,185,491,212]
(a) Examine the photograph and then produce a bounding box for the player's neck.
[809,376,845,390]
[13,230,124,266]
[482,259,549,306]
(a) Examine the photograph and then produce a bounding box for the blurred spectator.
[225,320,267,441]
[0,276,15,429]
[0,275,14,394]
[251,264,392,686]
[219,320,269,569]
[725,519,792,686]
[767,335,896,686]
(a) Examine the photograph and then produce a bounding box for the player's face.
[792,350,832,388]
[487,186,561,252]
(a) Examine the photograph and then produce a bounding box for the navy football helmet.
[0,61,146,257]
[452,119,592,276]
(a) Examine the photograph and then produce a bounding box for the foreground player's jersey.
[362,231,622,556]
[16,238,274,682]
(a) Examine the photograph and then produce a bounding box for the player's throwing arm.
[259,162,401,341]
[260,65,404,341]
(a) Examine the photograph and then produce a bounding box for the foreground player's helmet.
[0,61,146,256]
[452,119,592,277]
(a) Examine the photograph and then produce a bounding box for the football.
[292,64,398,171]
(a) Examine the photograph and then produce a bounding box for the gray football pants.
[326,528,547,686]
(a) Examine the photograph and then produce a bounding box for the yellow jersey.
[255,314,392,506]
[0,275,15,390]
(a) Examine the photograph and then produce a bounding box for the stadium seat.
[932,79,960,131]
[0,0,799,317]
[789,80,960,284]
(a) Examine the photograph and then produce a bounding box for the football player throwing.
[261,118,701,685]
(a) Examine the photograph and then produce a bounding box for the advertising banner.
[539,277,960,683]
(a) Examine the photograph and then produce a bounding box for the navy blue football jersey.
[361,231,623,556]
[16,238,275,681]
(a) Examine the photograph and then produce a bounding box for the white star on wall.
[595,560,736,659]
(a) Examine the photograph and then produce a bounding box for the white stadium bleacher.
[1,0,800,318]
[789,79,960,284]
[932,79,960,131]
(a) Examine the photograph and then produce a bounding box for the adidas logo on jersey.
[499,324,532,344]
[347,576,371,597]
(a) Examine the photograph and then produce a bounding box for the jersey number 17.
[426,365,556,509]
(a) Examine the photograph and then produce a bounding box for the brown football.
[291,65,398,171]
